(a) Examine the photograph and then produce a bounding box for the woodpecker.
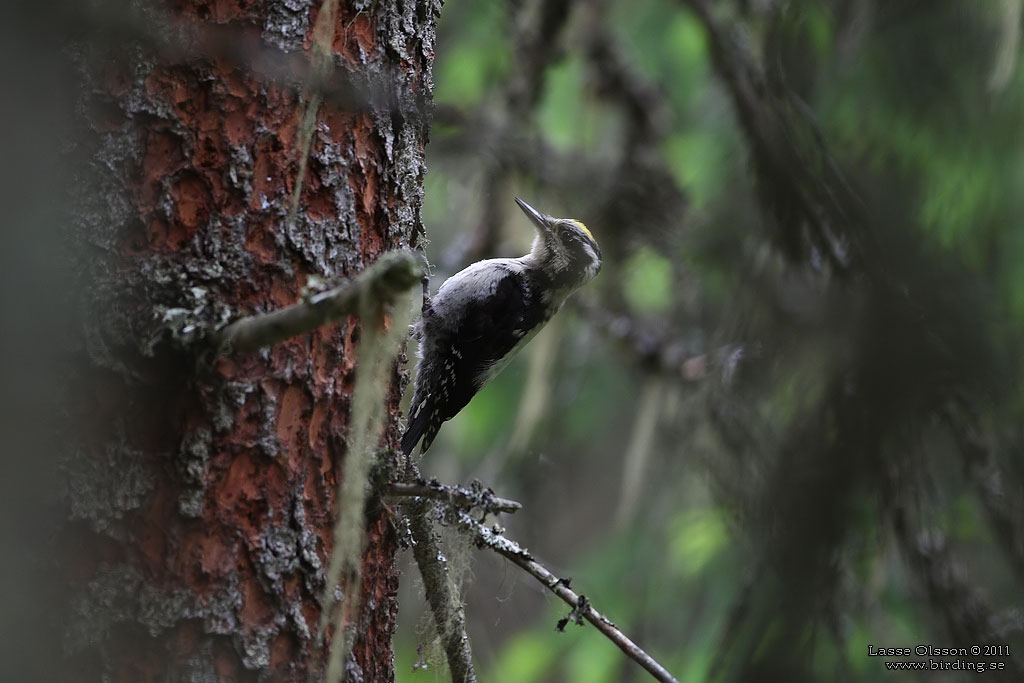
[401,198,602,455]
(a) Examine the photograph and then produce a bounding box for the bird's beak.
[514,197,551,233]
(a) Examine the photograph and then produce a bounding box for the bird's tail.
[401,395,445,456]
[401,397,430,455]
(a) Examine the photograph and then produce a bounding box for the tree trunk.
[63,1,439,680]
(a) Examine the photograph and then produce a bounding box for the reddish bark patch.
[340,319,360,389]
[276,383,310,462]
[224,109,253,146]
[242,577,275,625]
[210,0,248,23]
[228,388,263,447]
[219,450,264,511]
[193,125,226,173]
[245,218,279,264]
[305,188,335,221]
[147,216,171,250]
[351,13,376,54]
[214,355,238,379]
[276,107,301,152]
[220,63,253,99]
[251,137,284,212]
[308,400,329,454]
[269,275,299,309]
[360,166,378,220]
[213,639,244,680]
[269,631,296,669]
[351,113,376,164]
[321,110,352,144]
[168,171,212,248]
[146,68,196,124]
[335,11,377,65]
[311,325,340,388]
[142,131,186,209]
[352,512,400,681]
[174,620,202,655]
[170,525,236,584]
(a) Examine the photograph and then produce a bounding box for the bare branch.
[213,251,421,355]
[944,401,1024,577]
[581,5,671,149]
[575,299,749,384]
[456,512,679,683]
[679,0,863,272]
[506,0,576,112]
[387,480,522,515]
[891,506,1024,678]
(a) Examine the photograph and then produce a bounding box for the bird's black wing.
[401,269,545,455]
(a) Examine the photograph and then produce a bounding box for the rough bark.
[62,1,439,680]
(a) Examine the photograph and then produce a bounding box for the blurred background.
[395,0,1024,681]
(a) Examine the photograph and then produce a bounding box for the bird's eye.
[562,219,594,243]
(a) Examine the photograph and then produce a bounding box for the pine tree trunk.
[63,1,438,680]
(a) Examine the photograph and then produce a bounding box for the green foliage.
[488,632,559,682]
[432,1,510,105]
[667,508,728,579]
[623,247,674,314]
[444,361,522,458]
[615,3,708,109]
[402,0,1024,680]
[537,57,592,150]
[565,634,621,683]
[663,132,728,208]
[560,339,636,445]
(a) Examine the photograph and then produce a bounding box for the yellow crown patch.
[570,220,595,242]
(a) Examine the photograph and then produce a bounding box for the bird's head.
[515,197,602,288]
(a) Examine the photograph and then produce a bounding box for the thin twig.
[387,480,522,515]
[407,498,478,683]
[456,512,679,683]
[212,251,421,355]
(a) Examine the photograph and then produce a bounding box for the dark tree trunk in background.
[63,1,438,680]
